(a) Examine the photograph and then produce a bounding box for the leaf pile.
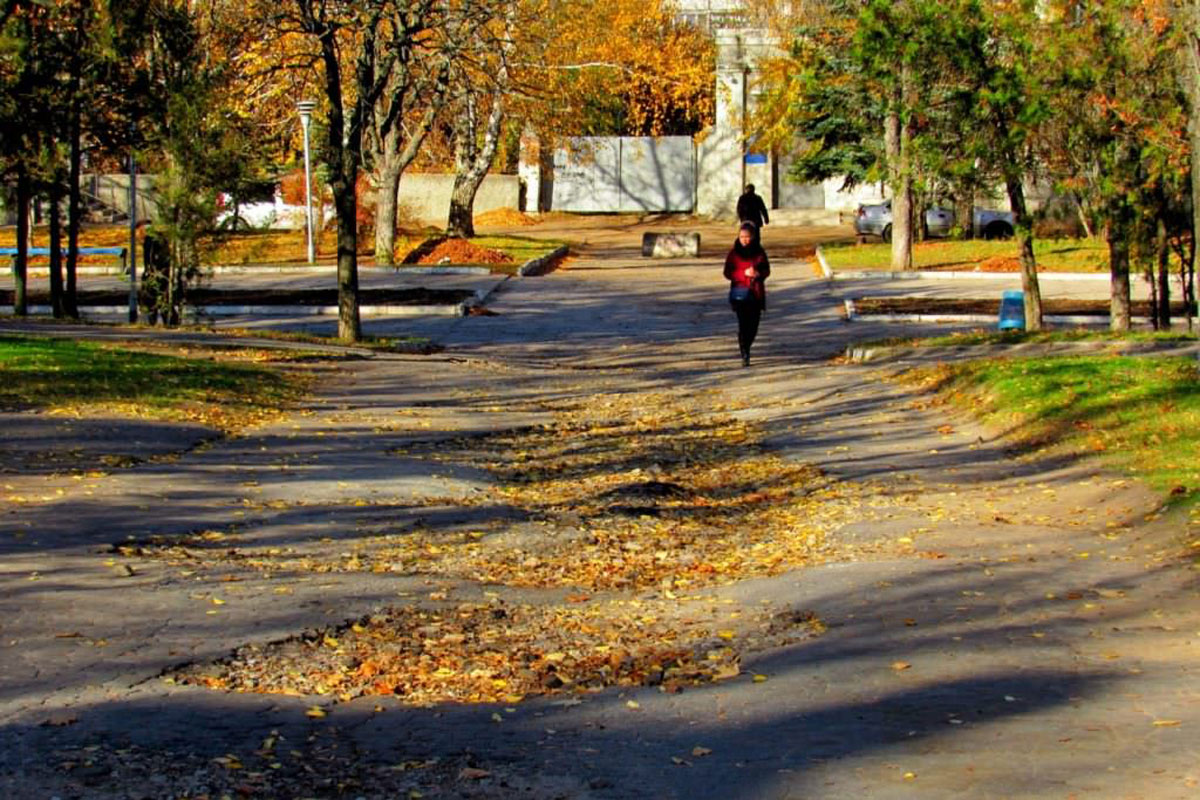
[174,598,823,704]
[416,238,514,265]
[473,207,539,227]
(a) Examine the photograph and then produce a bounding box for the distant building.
[683,0,881,221]
[519,1,881,220]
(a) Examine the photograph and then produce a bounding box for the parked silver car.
[854,200,1014,241]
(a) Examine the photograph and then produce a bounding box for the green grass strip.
[917,354,1200,499]
[823,237,1110,272]
[0,336,304,428]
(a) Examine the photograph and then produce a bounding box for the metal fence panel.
[551,139,621,212]
[551,137,695,213]
[618,137,695,213]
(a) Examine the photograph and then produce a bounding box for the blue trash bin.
[998,290,1025,330]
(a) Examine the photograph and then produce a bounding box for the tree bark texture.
[66,98,82,317]
[13,167,30,316]
[1004,173,1043,330]
[885,104,913,270]
[1156,217,1170,329]
[1107,203,1133,331]
[887,65,914,271]
[1186,5,1200,330]
[446,67,507,239]
[954,191,974,240]
[48,181,65,318]
[64,0,85,318]
[303,1,374,342]
[373,138,404,266]
[371,59,449,266]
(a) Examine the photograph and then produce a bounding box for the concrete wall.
[551,137,695,213]
[398,174,521,227]
[696,28,780,219]
[83,173,161,220]
[552,139,622,212]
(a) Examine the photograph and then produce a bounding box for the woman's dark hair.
[734,221,762,254]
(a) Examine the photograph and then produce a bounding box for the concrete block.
[641,232,700,258]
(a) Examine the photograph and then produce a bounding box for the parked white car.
[854,200,1014,242]
[215,193,309,231]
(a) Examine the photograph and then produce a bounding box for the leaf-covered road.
[1,237,1197,798]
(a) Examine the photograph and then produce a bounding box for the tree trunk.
[1186,4,1200,331]
[66,100,82,318]
[954,190,974,240]
[64,0,85,318]
[1005,173,1043,331]
[335,171,361,341]
[885,105,913,271]
[447,84,506,239]
[1187,240,1197,332]
[311,9,366,342]
[373,143,403,267]
[371,64,449,263]
[1107,203,1133,331]
[1156,216,1171,329]
[888,65,914,270]
[1072,193,1094,239]
[13,166,30,316]
[48,180,65,318]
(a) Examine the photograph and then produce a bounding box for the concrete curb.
[518,245,570,277]
[851,312,1150,326]
[21,264,501,277]
[844,337,1200,364]
[28,302,473,319]
[20,264,415,277]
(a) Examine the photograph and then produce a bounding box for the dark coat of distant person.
[736,184,769,229]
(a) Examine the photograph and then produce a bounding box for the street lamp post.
[296,100,317,265]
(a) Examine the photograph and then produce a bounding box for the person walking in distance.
[724,221,770,367]
[736,184,769,230]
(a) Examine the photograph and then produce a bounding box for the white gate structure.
[550,137,696,213]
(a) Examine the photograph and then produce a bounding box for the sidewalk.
[1,221,1197,798]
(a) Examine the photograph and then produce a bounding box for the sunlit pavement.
[0,220,1196,798]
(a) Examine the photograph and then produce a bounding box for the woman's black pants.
[734,303,761,356]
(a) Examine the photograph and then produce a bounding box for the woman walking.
[724,221,770,367]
